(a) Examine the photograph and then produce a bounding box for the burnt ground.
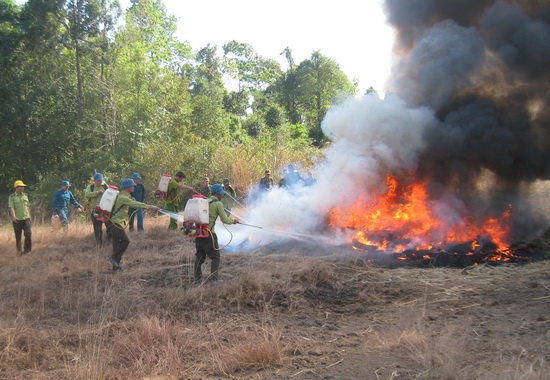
[224,232,550,379]
[1,222,550,379]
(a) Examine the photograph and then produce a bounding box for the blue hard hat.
[93,173,104,181]
[131,172,142,179]
[61,180,71,187]
[211,183,226,195]
[121,178,136,189]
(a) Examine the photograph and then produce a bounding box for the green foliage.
[243,113,266,138]
[223,90,248,117]
[0,0,359,213]
[264,104,286,128]
[227,114,250,144]
[222,40,283,92]
[365,86,378,96]
[292,51,357,146]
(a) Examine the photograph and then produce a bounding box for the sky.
[123,0,396,95]
[14,0,396,94]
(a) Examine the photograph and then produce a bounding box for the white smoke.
[218,94,439,249]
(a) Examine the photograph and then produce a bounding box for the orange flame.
[328,174,511,253]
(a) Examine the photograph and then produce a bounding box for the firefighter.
[258,169,274,192]
[9,180,32,255]
[52,180,83,229]
[199,177,212,198]
[107,178,160,272]
[194,184,239,284]
[221,178,236,217]
[165,171,187,230]
[128,172,146,232]
[85,173,111,244]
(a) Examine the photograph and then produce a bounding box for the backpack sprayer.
[158,197,210,237]
[181,195,210,238]
[93,186,119,222]
[155,173,171,201]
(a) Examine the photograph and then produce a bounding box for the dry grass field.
[1,215,550,379]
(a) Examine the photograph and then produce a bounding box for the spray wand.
[224,192,247,209]
[227,210,332,242]
[238,222,263,229]
[159,207,331,243]
[179,185,207,198]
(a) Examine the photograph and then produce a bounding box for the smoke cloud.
[219,0,550,249]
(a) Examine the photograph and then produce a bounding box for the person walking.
[221,178,236,217]
[8,180,32,255]
[85,173,111,244]
[106,178,160,272]
[52,180,83,229]
[194,184,239,284]
[128,172,145,232]
[165,171,187,230]
[258,169,274,192]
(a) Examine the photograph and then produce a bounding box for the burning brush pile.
[317,0,550,268]
[237,1,550,268]
[327,174,538,268]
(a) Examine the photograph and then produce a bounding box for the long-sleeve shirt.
[85,182,109,208]
[132,182,145,202]
[207,196,236,234]
[52,189,82,212]
[110,189,150,227]
[166,179,184,207]
[221,186,236,210]
[259,177,274,191]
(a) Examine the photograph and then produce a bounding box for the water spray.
[158,209,183,222]
[227,210,332,243]
[159,207,333,244]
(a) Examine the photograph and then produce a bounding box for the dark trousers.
[107,222,130,265]
[194,233,220,281]
[13,219,32,254]
[92,212,112,244]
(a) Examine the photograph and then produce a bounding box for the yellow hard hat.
[14,180,27,187]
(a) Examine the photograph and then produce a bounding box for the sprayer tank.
[158,174,171,192]
[99,186,119,212]
[183,198,209,224]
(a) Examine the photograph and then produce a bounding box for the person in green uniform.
[8,180,32,255]
[107,178,159,272]
[85,172,111,245]
[165,171,187,230]
[221,178,236,217]
[258,169,274,192]
[199,177,212,198]
[194,184,239,284]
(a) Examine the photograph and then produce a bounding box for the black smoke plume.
[383,0,550,239]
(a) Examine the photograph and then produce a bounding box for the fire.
[328,174,512,253]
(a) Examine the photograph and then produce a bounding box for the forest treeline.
[0,0,373,210]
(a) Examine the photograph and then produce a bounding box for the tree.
[190,44,230,141]
[293,51,356,146]
[222,40,283,92]
[112,0,193,169]
[0,0,24,187]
